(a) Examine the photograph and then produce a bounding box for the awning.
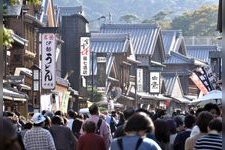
[171,97,191,104]
[118,95,135,101]
[3,88,28,102]
[130,88,171,101]
[155,94,172,101]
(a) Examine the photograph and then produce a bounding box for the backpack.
[96,118,102,134]
[110,116,116,133]
[117,137,143,150]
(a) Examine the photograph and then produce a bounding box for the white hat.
[32,113,46,124]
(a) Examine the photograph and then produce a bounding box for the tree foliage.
[3,0,41,48]
[170,5,218,36]
[119,14,140,23]
[3,26,14,48]
[142,10,173,29]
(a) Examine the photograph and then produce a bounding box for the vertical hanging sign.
[150,72,160,93]
[136,68,143,92]
[80,37,90,76]
[41,33,56,89]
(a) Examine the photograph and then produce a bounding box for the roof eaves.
[12,33,28,46]
[24,14,45,27]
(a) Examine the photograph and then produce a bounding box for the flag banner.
[204,66,217,89]
[194,67,214,92]
[190,72,208,94]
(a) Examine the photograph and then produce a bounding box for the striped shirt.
[194,134,222,150]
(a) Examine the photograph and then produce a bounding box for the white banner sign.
[150,72,160,93]
[136,68,143,92]
[41,33,56,89]
[80,37,90,76]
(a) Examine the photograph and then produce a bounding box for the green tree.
[142,10,173,29]
[170,5,218,36]
[3,0,41,48]
[119,14,140,23]
[3,26,14,48]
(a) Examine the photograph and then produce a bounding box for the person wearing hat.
[23,113,56,150]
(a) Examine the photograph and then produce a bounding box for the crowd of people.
[3,102,222,150]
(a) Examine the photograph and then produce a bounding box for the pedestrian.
[185,111,213,150]
[111,112,161,150]
[67,109,76,130]
[77,120,106,150]
[106,111,118,136]
[154,119,170,150]
[80,104,112,150]
[43,115,52,130]
[3,118,24,150]
[194,118,222,149]
[173,114,196,150]
[113,107,135,138]
[23,113,56,150]
[189,107,204,137]
[116,111,125,127]
[49,115,76,150]
[166,119,177,149]
[173,116,184,133]
[72,115,83,139]
[20,121,33,140]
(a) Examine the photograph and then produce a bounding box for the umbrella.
[190,90,222,105]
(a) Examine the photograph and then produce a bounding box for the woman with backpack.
[111,112,161,150]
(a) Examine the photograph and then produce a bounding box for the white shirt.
[67,118,74,130]
[190,125,200,137]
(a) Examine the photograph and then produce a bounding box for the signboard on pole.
[80,37,90,76]
[41,33,56,89]
[136,68,143,92]
[150,72,160,93]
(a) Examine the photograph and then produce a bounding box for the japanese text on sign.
[41,33,56,89]
[150,72,160,93]
[80,37,90,76]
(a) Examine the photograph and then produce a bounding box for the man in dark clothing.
[173,115,196,150]
[113,107,135,138]
[49,115,76,150]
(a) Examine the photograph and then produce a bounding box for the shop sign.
[41,33,56,89]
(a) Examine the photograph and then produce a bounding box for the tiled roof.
[164,51,193,64]
[91,33,131,53]
[162,30,187,56]
[58,6,84,16]
[186,45,218,64]
[162,74,177,96]
[100,23,165,58]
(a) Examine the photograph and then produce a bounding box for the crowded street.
[3,0,222,149]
